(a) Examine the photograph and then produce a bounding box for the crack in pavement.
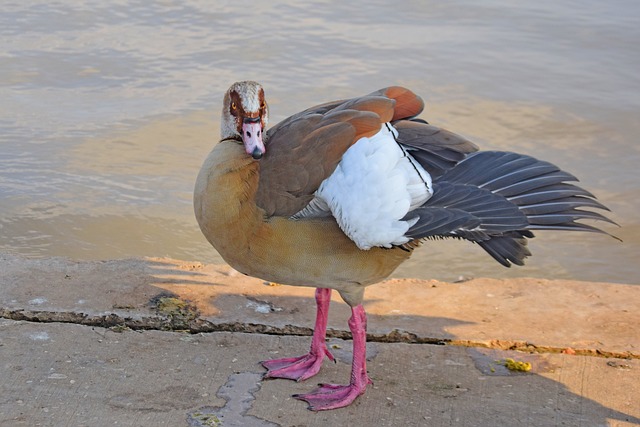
[187,372,279,427]
[1,307,637,360]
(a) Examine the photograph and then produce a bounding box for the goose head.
[221,81,269,160]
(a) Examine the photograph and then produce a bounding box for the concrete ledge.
[2,254,637,357]
[1,254,638,426]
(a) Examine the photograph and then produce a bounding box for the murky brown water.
[1,1,638,284]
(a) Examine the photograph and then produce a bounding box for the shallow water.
[1,1,639,284]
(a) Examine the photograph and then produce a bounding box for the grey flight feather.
[401,148,617,266]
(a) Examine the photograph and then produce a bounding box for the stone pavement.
[1,254,638,426]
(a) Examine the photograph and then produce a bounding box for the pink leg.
[262,288,335,381]
[293,304,372,411]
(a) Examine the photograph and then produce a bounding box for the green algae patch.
[149,292,199,330]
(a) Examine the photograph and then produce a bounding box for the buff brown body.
[194,140,411,306]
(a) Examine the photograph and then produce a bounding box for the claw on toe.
[293,381,370,411]
[261,348,334,382]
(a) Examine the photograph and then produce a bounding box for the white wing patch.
[293,124,433,249]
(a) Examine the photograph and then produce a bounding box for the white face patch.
[228,81,267,122]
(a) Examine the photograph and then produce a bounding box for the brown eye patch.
[229,91,243,116]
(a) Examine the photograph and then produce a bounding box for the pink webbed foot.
[293,374,372,411]
[294,303,372,411]
[262,288,334,382]
[261,347,335,381]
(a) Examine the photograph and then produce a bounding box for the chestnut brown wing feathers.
[256,90,424,217]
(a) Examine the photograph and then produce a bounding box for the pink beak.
[242,119,265,159]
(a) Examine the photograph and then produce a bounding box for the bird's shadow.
[143,259,639,425]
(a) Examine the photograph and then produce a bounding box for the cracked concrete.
[1,253,639,426]
[187,372,278,427]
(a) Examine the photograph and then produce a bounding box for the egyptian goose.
[194,81,614,411]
